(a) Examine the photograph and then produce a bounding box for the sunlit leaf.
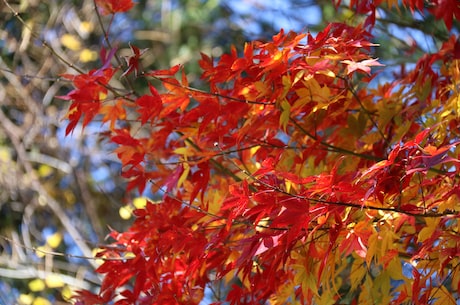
[45,274,64,288]
[28,279,45,292]
[32,297,52,305]
[18,294,33,305]
[119,205,132,220]
[341,58,384,75]
[79,49,98,62]
[132,197,148,209]
[95,0,134,15]
[46,232,62,249]
[60,34,81,51]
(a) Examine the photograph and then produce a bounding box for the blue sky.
[227,0,322,35]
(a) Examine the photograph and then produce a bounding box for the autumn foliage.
[60,0,460,304]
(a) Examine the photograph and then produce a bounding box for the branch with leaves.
[54,0,460,302]
[4,0,460,304]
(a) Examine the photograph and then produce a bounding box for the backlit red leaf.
[95,0,134,15]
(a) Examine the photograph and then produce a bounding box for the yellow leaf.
[430,285,456,305]
[418,218,440,243]
[387,257,404,280]
[61,285,73,301]
[373,270,391,302]
[119,205,132,220]
[366,231,379,265]
[358,276,375,305]
[99,91,107,101]
[279,99,290,131]
[124,251,135,259]
[174,147,190,159]
[46,232,62,249]
[285,180,292,193]
[415,78,432,102]
[438,194,460,212]
[34,246,46,258]
[37,164,53,178]
[361,131,381,145]
[377,101,399,129]
[282,75,292,97]
[239,86,250,97]
[314,287,337,305]
[92,247,105,266]
[123,252,136,259]
[269,281,298,305]
[293,263,319,298]
[347,114,359,136]
[456,93,460,119]
[133,197,148,209]
[79,21,94,34]
[79,48,98,62]
[379,226,397,258]
[350,257,367,291]
[451,269,460,297]
[45,274,64,288]
[277,149,296,171]
[32,297,51,305]
[293,70,305,85]
[18,294,33,305]
[254,81,268,98]
[60,34,81,51]
[393,121,412,143]
[63,190,76,205]
[250,145,260,156]
[316,69,335,78]
[28,279,45,292]
[0,147,11,162]
[294,78,331,112]
[177,163,190,188]
[306,51,321,65]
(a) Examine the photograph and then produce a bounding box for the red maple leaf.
[144,64,181,77]
[57,67,115,134]
[429,0,460,30]
[122,44,147,77]
[95,0,134,15]
[136,84,162,124]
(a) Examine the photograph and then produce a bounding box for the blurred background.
[0,0,455,304]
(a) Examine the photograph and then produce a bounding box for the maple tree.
[56,0,460,304]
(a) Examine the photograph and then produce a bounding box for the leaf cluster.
[57,0,460,304]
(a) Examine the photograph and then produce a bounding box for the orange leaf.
[100,99,127,130]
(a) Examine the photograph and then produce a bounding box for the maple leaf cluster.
[335,0,460,29]
[60,0,460,304]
